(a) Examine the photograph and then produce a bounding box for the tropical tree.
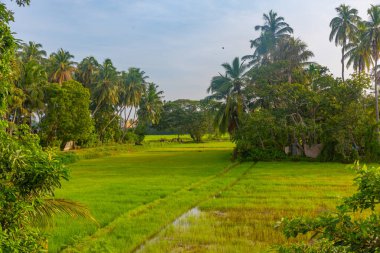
[207,57,247,134]
[329,4,360,81]
[243,10,293,66]
[272,37,314,83]
[48,48,76,84]
[138,82,164,125]
[16,59,47,124]
[345,21,372,73]
[92,59,119,116]
[366,5,380,128]
[19,41,46,63]
[40,80,94,148]
[120,67,148,125]
[76,56,99,89]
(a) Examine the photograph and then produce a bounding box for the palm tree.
[92,59,119,116]
[19,41,46,63]
[18,60,47,124]
[120,67,148,124]
[329,4,360,81]
[243,10,293,66]
[49,49,76,84]
[273,37,314,83]
[345,22,372,74]
[138,83,164,125]
[76,56,99,89]
[366,5,380,132]
[207,57,247,134]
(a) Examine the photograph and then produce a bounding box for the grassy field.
[47,138,355,252]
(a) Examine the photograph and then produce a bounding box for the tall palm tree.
[76,56,99,89]
[345,22,372,74]
[92,59,119,116]
[120,67,148,124]
[329,4,360,82]
[18,60,47,123]
[273,37,314,83]
[138,83,164,125]
[366,5,380,131]
[19,41,46,63]
[207,57,247,134]
[243,10,293,66]
[49,49,76,84]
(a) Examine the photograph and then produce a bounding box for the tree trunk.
[375,52,379,142]
[341,43,345,82]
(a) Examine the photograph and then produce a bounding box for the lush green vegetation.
[47,140,236,252]
[1,0,380,251]
[205,6,380,163]
[43,140,353,252]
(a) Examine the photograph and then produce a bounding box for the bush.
[56,151,79,164]
[278,162,380,252]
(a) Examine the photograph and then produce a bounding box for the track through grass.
[139,162,355,252]
[48,140,355,252]
[48,141,236,252]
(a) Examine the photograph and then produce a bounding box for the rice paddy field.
[47,137,356,252]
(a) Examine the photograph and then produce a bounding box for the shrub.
[278,162,380,252]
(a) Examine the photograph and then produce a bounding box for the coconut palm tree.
[243,10,293,66]
[273,37,314,83]
[76,56,99,89]
[49,49,76,84]
[366,5,380,128]
[19,41,46,63]
[345,22,372,74]
[120,67,148,124]
[138,83,164,125]
[329,4,360,82]
[92,59,119,116]
[207,57,247,134]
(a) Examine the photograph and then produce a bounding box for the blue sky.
[8,0,374,100]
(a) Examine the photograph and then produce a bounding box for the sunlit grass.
[48,140,237,252]
[48,139,355,253]
[140,162,355,253]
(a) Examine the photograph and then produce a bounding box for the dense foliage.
[6,35,165,148]
[0,2,95,251]
[40,80,94,147]
[206,7,380,162]
[156,99,213,142]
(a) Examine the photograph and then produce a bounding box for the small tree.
[40,80,94,148]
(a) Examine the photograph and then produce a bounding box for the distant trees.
[156,100,212,142]
[3,39,165,146]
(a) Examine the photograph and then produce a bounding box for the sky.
[8,0,376,100]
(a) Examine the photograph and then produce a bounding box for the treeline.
[206,7,380,162]
[6,43,164,148]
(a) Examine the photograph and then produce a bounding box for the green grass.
[48,138,355,252]
[139,162,355,252]
[48,140,236,252]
